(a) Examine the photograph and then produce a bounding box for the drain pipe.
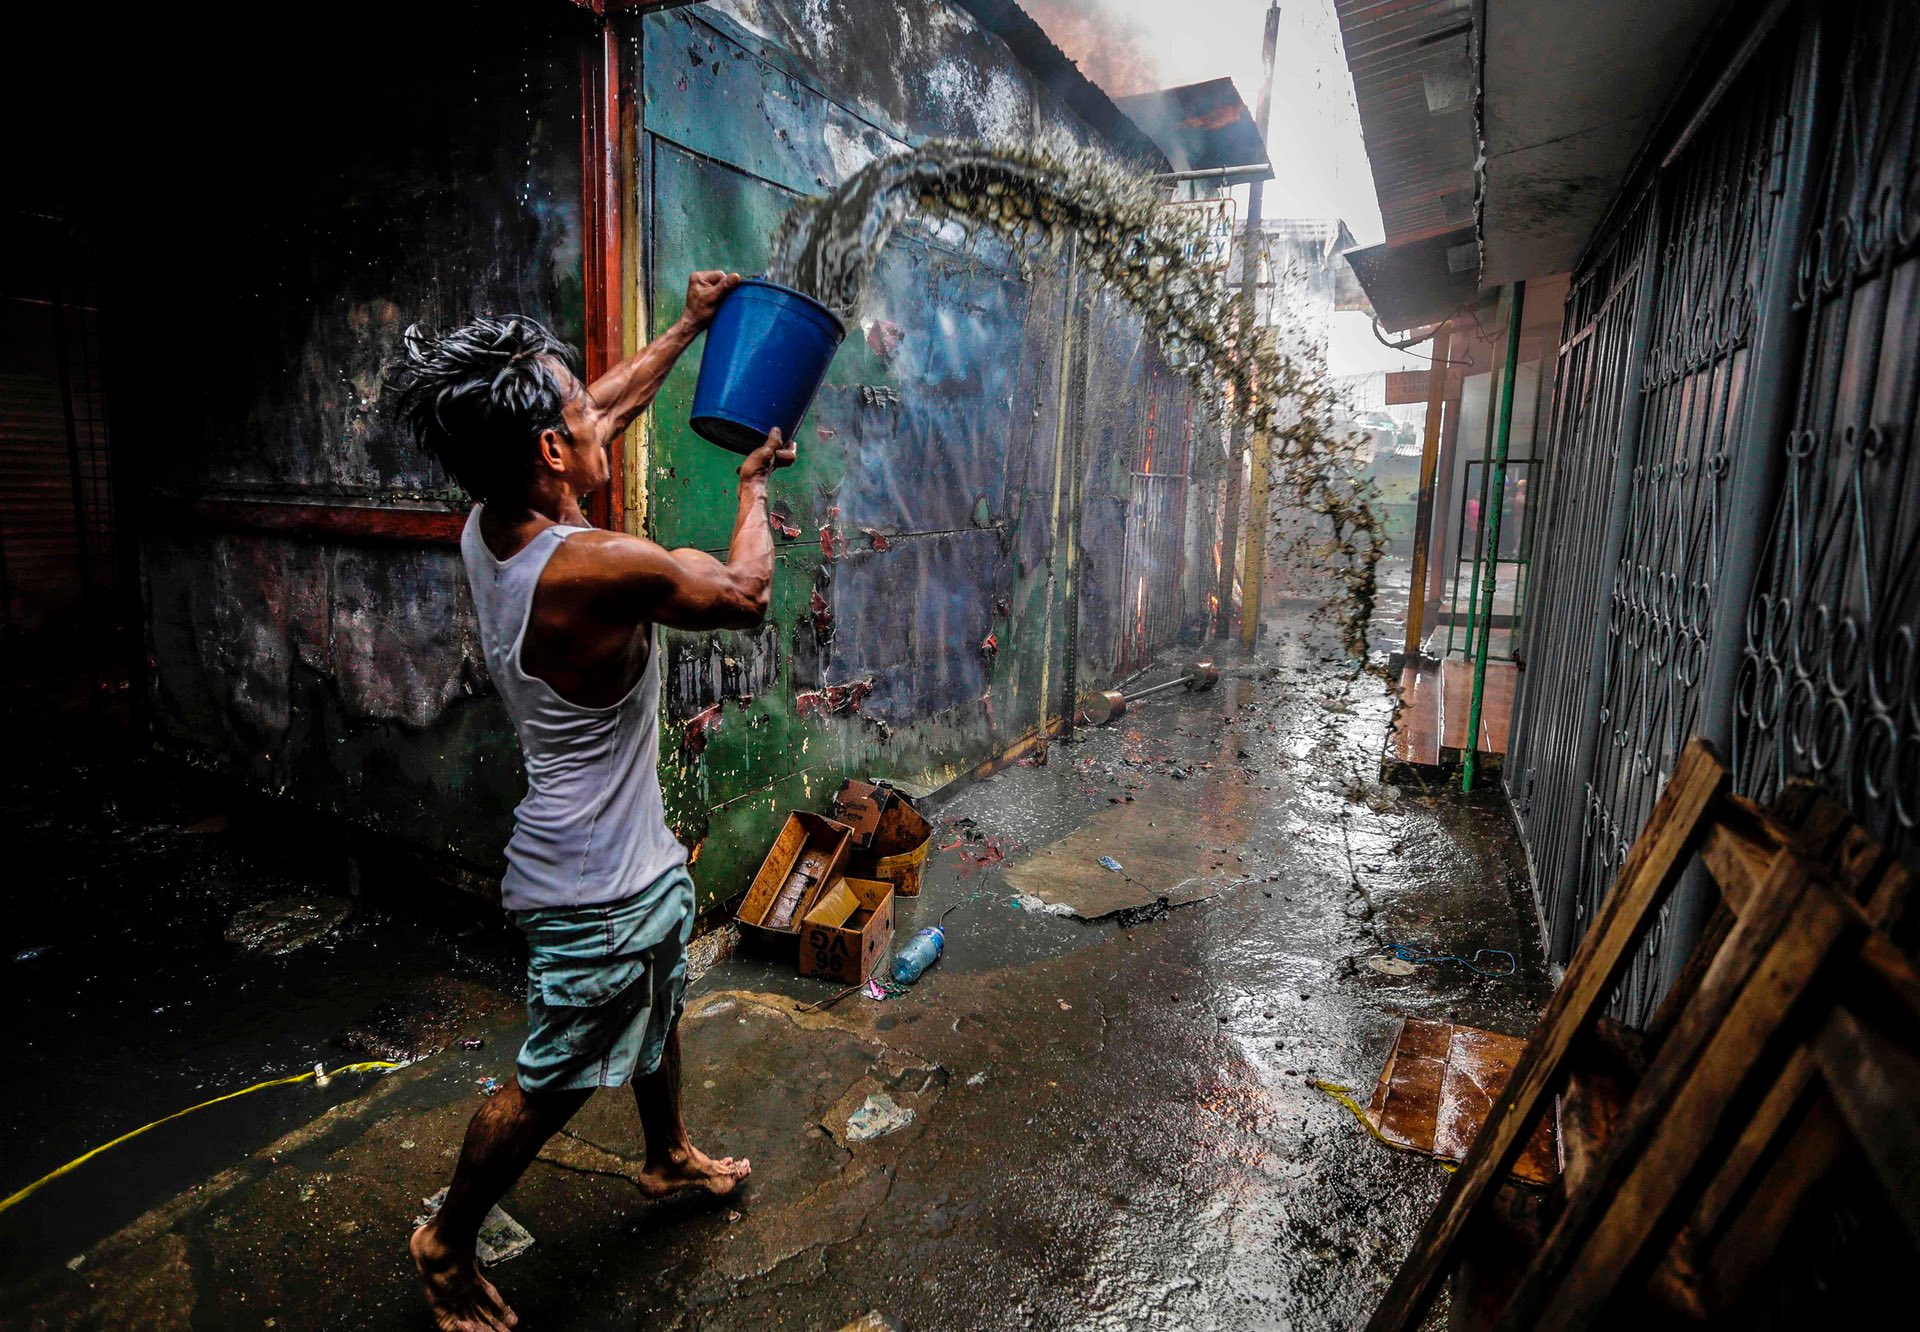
[1462,281,1526,794]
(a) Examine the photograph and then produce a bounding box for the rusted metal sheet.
[1332,0,1479,249]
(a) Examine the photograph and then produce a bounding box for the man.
[390,270,791,1332]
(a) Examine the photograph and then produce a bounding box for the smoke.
[1020,0,1163,99]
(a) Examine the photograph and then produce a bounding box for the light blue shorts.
[510,866,696,1094]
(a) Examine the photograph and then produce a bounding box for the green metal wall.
[638,2,1099,899]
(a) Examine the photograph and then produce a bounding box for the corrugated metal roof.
[1343,227,1480,330]
[1114,79,1272,182]
[1333,0,1478,249]
[952,0,1171,167]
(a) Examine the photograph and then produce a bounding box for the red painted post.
[579,20,626,531]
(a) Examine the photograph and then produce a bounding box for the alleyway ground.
[5,611,1550,1330]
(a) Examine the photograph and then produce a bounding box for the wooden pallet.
[1365,738,1919,1331]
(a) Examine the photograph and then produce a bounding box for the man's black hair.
[387,315,585,505]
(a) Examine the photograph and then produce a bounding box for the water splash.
[767,141,1387,664]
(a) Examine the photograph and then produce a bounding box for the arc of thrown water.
[768,141,1389,666]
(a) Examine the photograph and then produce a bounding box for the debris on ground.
[475,1076,502,1096]
[684,923,739,985]
[335,977,505,1062]
[1001,807,1225,920]
[415,1189,533,1265]
[889,925,945,983]
[1011,892,1075,916]
[1373,943,1517,977]
[844,1091,915,1142]
[1111,895,1172,927]
[223,895,351,955]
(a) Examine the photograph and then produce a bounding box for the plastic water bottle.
[890,925,945,984]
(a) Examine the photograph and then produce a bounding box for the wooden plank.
[1363,739,1729,1332]
[1371,1019,1454,1157]
[176,498,465,545]
[1652,779,1883,1054]
[1701,1093,1847,1309]
[1386,662,1443,770]
[1440,656,1515,757]
[1686,1044,1819,1248]
[1555,1064,1630,1200]
[1698,808,1780,910]
[1813,1003,1920,1252]
[1854,929,1920,1033]
[1643,902,1735,1052]
[1495,866,1852,1331]
[1865,859,1912,933]
[1674,827,1912,1307]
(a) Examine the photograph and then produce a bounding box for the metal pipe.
[1458,318,1509,660]
[1462,281,1527,794]
[1147,162,1274,184]
[1662,4,1827,995]
[1659,0,1797,170]
[1062,250,1093,742]
[1047,243,1082,740]
[1426,390,1462,615]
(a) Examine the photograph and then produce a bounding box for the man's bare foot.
[635,1143,751,1200]
[411,1222,519,1332]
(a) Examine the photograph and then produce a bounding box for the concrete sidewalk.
[12,617,1550,1331]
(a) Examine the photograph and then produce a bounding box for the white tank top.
[460,508,686,911]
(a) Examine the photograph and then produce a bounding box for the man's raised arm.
[587,427,797,632]
[580,270,742,444]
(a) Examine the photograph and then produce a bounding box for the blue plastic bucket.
[690,278,847,454]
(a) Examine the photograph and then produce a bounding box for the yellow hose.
[0,1060,398,1216]
[1306,1078,1456,1173]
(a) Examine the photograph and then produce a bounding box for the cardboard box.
[839,780,932,897]
[799,876,895,985]
[831,780,929,849]
[736,812,853,943]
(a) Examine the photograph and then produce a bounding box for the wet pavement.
[4,612,1551,1330]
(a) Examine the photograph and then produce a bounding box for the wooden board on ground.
[999,803,1237,919]
[1364,738,1729,1332]
[1366,1017,1557,1185]
[1367,744,1920,1332]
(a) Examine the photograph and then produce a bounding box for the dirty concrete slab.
[5,614,1553,1330]
[999,803,1243,919]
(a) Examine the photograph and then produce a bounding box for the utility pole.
[1212,0,1282,638]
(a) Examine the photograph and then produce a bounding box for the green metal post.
[1462,281,1526,793]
